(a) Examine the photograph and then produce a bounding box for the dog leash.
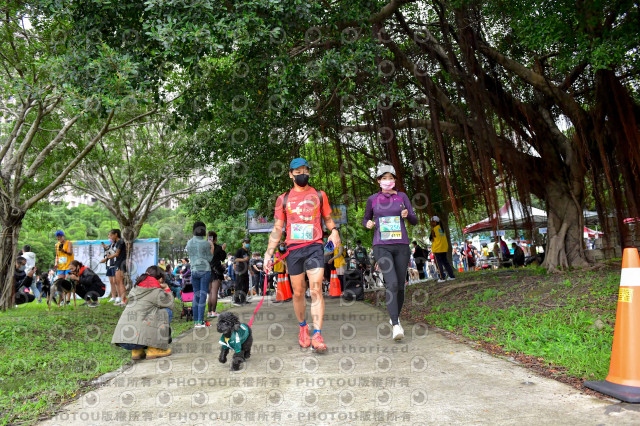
[247,241,317,327]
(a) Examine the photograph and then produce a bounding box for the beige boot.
[131,348,146,360]
[146,347,171,359]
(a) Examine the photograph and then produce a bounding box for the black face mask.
[293,173,309,187]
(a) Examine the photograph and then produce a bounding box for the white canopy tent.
[463,199,547,234]
[463,199,601,235]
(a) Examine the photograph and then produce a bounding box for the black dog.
[217,312,253,371]
[39,274,54,304]
[180,305,193,322]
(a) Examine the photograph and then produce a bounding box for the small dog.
[217,312,253,371]
[48,277,75,309]
[39,274,54,304]
[181,305,194,322]
[408,268,420,282]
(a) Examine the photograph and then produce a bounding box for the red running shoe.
[298,324,311,348]
[311,333,327,353]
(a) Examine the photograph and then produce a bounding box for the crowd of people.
[11,156,534,360]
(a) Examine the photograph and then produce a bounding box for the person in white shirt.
[21,245,38,298]
[21,245,36,270]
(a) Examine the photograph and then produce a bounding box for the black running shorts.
[287,243,324,276]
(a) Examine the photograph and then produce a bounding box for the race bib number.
[379,216,402,240]
[58,256,67,264]
[291,223,314,240]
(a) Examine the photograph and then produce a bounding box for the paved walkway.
[42,296,640,425]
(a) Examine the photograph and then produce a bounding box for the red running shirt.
[274,186,332,245]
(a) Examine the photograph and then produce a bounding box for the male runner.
[264,158,340,353]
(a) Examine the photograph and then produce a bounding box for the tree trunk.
[542,181,589,272]
[332,135,350,205]
[0,211,26,311]
[379,106,405,192]
[121,225,139,291]
[439,212,455,265]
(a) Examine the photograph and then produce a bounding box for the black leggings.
[415,261,426,279]
[209,278,221,313]
[373,244,410,325]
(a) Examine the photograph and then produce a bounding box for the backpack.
[281,188,324,224]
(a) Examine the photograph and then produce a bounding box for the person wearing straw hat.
[363,164,418,340]
[430,216,455,283]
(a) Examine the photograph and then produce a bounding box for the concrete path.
[42,297,640,425]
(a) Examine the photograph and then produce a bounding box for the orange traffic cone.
[585,247,640,402]
[275,274,290,302]
[276,274,285,302]
[328,270,341,298]
[458,265,464,273]
[282,274,292,301]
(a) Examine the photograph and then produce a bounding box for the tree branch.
[475,40,586,121]
[343,117,462,137]
[105,109,158,133]
[9,103,46,193]
[20,114,82,186]
[149,182,208,212]
[369,0,413,24]
[0,98,31,166]
[93,142,124,214]
[22,110,116,210]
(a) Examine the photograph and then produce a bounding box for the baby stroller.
[220,279,235,298]
[179,278,194,321]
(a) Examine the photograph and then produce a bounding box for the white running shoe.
[437,279,446,283]
[392,324,404,340]
[108,297,116,303]
[447,277,455,281]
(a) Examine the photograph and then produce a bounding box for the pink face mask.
[380,180,395,190]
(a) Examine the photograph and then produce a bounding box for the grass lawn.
[0,299,223,425]
[368,262,622,386]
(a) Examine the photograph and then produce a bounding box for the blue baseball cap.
[289,158,310,170]
[55,230,65,237]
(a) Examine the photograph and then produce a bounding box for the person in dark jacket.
[14,256,36,305]
[207,231,227,318]
[412,241,428,280]
[180,258,191,280]
[353,240,370,270]
[67,260,105,307]
[512,242,525,267]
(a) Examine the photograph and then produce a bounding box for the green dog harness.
[219,324,250,353]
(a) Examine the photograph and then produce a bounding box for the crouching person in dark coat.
[67,260,105,307]
[111,266,174,360]
[14,256,36,305]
